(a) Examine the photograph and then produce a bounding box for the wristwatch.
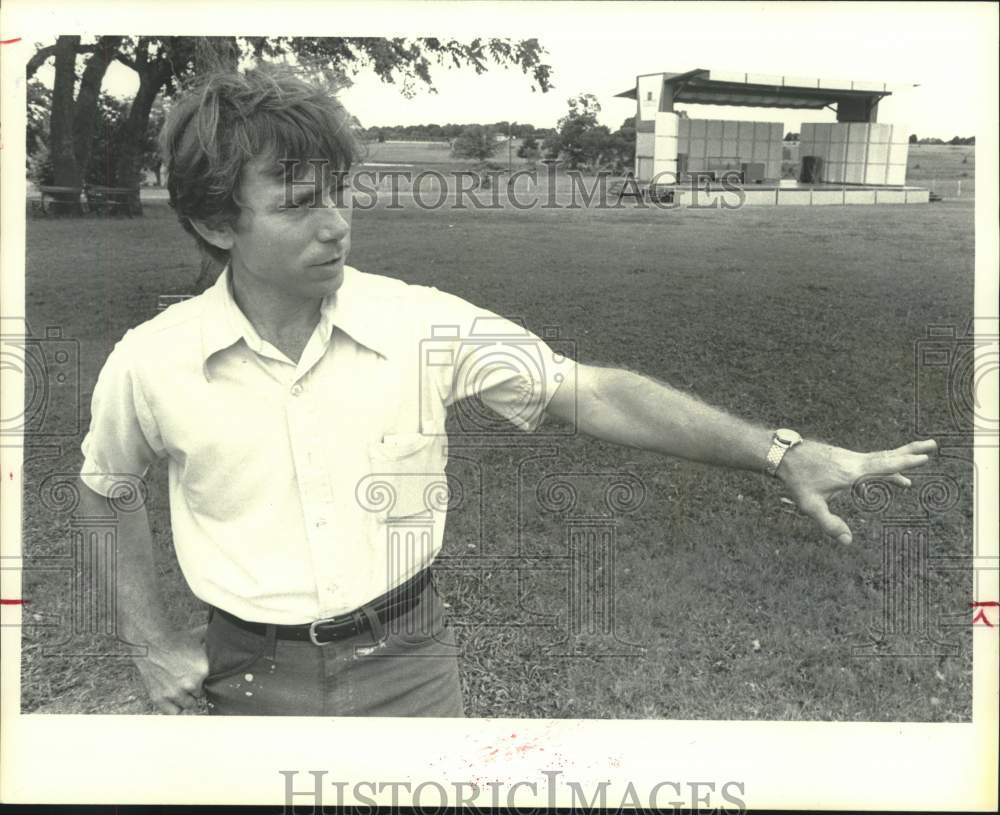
[765,428,802,476]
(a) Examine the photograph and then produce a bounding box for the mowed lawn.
[20,192,975,720]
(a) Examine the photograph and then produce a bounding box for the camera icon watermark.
[914,319,999,441]
[1,318,81,439]
[419,318,576,436]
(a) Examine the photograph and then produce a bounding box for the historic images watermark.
[418,318,576,438]
[8,471,151,659]
[850,318,998,656]
[278,157,749,211]
[280,769,747,812]
[913,318,999,443]
[0,317,81,440]
[354,317,647,659]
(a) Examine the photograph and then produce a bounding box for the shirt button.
[290,384,303,396]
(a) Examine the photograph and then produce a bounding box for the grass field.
[361,138,532,170]
[19,176,975,720]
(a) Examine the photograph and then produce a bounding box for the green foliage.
[84,94,130,186]
[26,79,51,161]
[516,133,540,159]
[916,136,975,145]
[549,93,602,169]
[450,124,502,163]
[543,96,635,172]
[28,35,554,192]
[26,145,54,187]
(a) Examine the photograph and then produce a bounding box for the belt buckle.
[308,615,342,646]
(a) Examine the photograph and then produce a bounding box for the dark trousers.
[202,580,465,716]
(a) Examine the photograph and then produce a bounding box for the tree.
[609,116,636,173]
[111,38,198,200]
[541,131,562,160]
[144,98,168,186]
[243,36,552,97]
[547,93,607,169]
[48,36,83,197]
[72,36,125,184]
[577,125,616,172]
[34,35,125,210]
[516,133,540,159]
[26,79,51,161]
[909,134,918,144]
[784,131,799,141]
[544,94,634,171]
[451,125,502,163]
[29,35,554,208]
[84,93,130,186]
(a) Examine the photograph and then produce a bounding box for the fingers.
[864,443,937,477]
[894,439,938,455]
[798,493,853,545]
[153,698,183,715]
[886,473,912,488]
[175,689,201,711]
[886,453,933,473]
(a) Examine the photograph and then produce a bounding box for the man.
[78,65,936,716]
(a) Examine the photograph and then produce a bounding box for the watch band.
[765,429,802,476]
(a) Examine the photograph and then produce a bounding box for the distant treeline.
[360,122,553,142]
[365,125,975,147]
[908,135,976,145]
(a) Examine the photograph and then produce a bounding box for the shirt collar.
[200,264,392,381]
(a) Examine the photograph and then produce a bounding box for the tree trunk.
[112,59,171,213]
[49,35,82,212]
[73,35,123,185]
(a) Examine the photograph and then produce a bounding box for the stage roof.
[614,69,916,110]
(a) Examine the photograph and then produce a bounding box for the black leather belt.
[213,568,431,645]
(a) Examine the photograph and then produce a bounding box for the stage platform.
[637,179,930,207]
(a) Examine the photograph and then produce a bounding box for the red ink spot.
[1,599,28,605]
[0,38,23,45]
[971,601,999,627]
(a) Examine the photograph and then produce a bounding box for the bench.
[84,185,141,217]
[37,185,84,215]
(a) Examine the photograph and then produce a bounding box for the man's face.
[226,158,353,300]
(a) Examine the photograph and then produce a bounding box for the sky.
[31,3,996,138]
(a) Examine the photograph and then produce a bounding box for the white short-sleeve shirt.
[81,265,573,623]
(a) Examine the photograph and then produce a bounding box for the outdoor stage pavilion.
[614,69,929,206]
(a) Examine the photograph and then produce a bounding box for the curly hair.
[159,64,362,266]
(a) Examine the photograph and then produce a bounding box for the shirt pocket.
[360,432,448,522]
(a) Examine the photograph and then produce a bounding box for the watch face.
[776,429,801,445]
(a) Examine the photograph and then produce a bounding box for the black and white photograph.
[1,0,997,810]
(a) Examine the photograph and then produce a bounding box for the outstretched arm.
[544,363,937,544]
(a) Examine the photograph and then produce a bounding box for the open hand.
[776,438,938,544]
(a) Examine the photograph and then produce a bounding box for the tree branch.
[26,41,99,79]
[26,44,57,78]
